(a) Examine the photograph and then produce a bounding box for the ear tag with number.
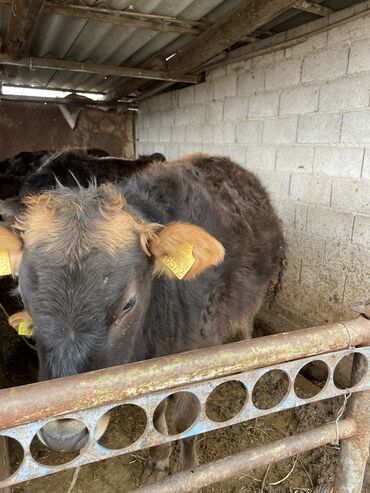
[163,242,195,280]
[0,250,12,276]
[18,321,33,337]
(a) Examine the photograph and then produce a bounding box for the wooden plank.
[2,0,45,56]
[0,53,199,83]
[293,0,333,16]
[0,0,204,34]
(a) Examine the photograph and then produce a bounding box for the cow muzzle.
[38,413,110,452]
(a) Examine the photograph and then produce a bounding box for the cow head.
[1,184,224,451]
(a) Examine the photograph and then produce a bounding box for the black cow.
[0,149,166,224]
[1,153,285,480]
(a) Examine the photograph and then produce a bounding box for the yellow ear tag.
[0,250,12,276]
[18,321,33,337]
[164,242,195,280]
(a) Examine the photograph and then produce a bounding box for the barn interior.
[0,1,370,492]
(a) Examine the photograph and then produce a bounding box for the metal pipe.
[0,316,369,430]
[133,418,357,493]
[334,354,370,492]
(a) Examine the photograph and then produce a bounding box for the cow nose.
[38,419,88,452]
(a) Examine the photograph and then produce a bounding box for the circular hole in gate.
[252,370,290,410]
[153,392,200,435]
[205,380,247,422]
[334,352,368,390]
[97,404,147,450]
[31,419,86,465]
[0,436,23,479]
[294,360,329,399]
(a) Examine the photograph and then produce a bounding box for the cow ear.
[149,222,224,280]
[0,223,23,276]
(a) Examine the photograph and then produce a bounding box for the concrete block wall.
[136,4,370,329]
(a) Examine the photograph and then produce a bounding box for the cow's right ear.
[0,223,23,276]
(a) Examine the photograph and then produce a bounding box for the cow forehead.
[16,187,141,265]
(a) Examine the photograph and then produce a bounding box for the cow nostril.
[37,418,89,453]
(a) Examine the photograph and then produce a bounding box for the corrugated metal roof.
[0,0,366,98]
[0,0,235,93]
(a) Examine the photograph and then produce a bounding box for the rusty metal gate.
[0,303,369,492]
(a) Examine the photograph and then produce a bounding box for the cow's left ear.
[0,223,23,276]
[148,222,225,280]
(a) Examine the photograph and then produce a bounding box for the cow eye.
[122,298,136,314]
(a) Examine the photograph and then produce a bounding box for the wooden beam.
[106,55,167,101]
[2,0,45,55]
[0,0,204,34]
[167,0,298,76]
[0,53,199,83]
[110,0,297,100]
[293,0,333,16]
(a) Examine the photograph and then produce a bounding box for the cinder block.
[213,123,235,144]
[286,229,326,267]
[149,112,161,127]
[320,75,370,112]
[179,143,202,156]
[237,67,266,96]
[306,206,354,241]
[223,97,248,121]
[189,105,206,124]
[178,85,195,106]
[207,66,226,80]
[175,107,191,126]
[280,86,319,115]
[341,111,370,144]
[249,91,279,117]
[331,178,370,214]
[363,148,370,179]
[227,59,252,74]
[247,145,276,170]
[257,171,291,198]
[161,111,174,127]
[263,117,298,144]
[236,120,263,144]
[202,143,226,156]
[159,127,171,143]
[186,124,213,144]
[148,127,159,142]
[265,58,302,90]
[295,203,308,231]
[285,33,327,58]
[271,198,296,226]
[138,127,148,142]
[302,46,349,83]
[328,15,370,44]
[165,143,180,161]
[348,38,370,74]
[314,146,364,177]
[172,126,186,143]
[223,145,246,166]
[206,101,224,123]
[290,174,332,205]
[195,82,213,103]
[352,215,370,249]
[214,74,237,99]
[276,145,314,172]
[298,113,342,144]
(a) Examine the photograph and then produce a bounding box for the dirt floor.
[1,279,369,493]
